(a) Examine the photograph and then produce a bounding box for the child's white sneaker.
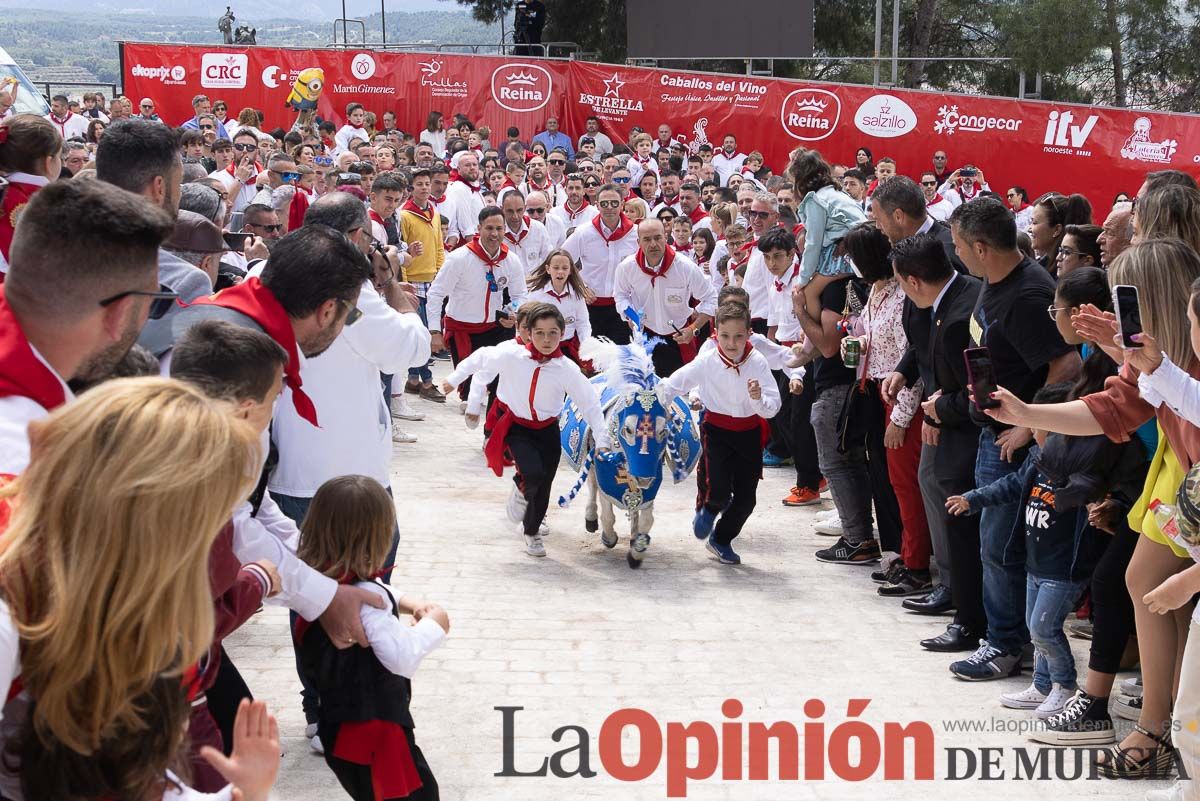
[523,534,546,557]
[1000,681,1048,710]
[507,486,526,523]
[309,734,324,755]
[1034,683,1074,719]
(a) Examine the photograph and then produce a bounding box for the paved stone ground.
[228,361,1167,801]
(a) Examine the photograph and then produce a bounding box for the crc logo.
[780,88,840,141]
[491,63,552,112]
[1042,109,1098,156]
[201,53,247,89]
[350,53,377,81]
[933,104,1022,136]
[853,94,916,138]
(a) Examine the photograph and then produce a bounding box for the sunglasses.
[339,299,363,326]
[313,155,334,167]
[597,200,622,209]
[527,207,547,215]
[746,210,771,220]
[140,104,154,109]
[232,143,257,152]
[584,182,599,189]
[99,285,178,319]
[548,158,566,165]
[248,222,284,233]
[199,124,216,131]
[922,180,938,187]
[272,170,301,184]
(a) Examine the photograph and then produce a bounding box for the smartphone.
[1113,284,1143,349]
[222,232,251,252]
[228,211,244,232]
[963,347,1001,410]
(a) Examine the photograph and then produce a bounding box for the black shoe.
[1028,691,1116,746]
[871,558,905,584]
[920,623,978,652]
[814,537,881,565]
[879,567,933,597]
[902,584,955,615]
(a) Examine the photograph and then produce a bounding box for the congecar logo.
[491,63,552,112]
[130,64,187,86]
[933,104,1022,136]
[853,94,916,138]
[780,88,840,141]
[201,53,247,89]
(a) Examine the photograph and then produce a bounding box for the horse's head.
[606,387,669,484]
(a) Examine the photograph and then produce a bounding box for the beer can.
[844,338,861,367]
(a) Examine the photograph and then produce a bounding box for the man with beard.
[443,151,486,248]
[0,179,175,476]
[523,154,563,209]
[97,118,214,356]
[549,174,597,236]
[242,203,284,252]
[415,142,437,169]
[563,184,639,344]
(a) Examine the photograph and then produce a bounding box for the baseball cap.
[580,136,595,145]
[166,210,230,253]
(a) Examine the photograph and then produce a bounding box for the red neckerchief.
[501,177,520,190]
[687,205,708,225]
[792,223,805,237]
[774,262,800,292]
[959,183,981,201]
[48,111,73,126]
[401,198,435,225]
[926,193,945,207]
[635,154,652,166]
[674,241,692,252]
[714,337,754,374]
[225,160,262,185]
[504,217,530,246]
[657,194,679,207]
[563,198,591,221]
[449,170,481,193]
[368,208,389,227]
[465,236,509,269]
[526,177,550,192]
[1013,201,1030,213]
[0,287,67,411]
[321,136,335,150]
[525,340,563,363]
[545,282,570,302]
[345,123,364,131]
[187,278,319,426]
[593,213,634,245]
[636,246,675,287]
[738,236,759,254]
[430,193,446,205]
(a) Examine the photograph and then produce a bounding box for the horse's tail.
[557,452,594,508]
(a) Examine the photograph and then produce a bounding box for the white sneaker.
[458,399,467,415]
[813,517,844,536]
[1121,675,1143,698]
[390,395,425,421]
[506,486,526,523]
[309,734,324,755]
[392,427,417,443]
[1146,781,1187,801]
[523,534,546,557]
[1034,683,1074,719]
[539,521,550,537]
[1000,681,1048,710]
[304,723,318,738]
[814,508,840,522]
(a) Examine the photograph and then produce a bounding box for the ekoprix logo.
[130,64,186,84]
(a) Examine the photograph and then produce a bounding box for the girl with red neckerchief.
[0,116,61,279]
[526,249,592,367]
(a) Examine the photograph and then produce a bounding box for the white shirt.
[741,245,772,321]
[563,216,639,300]
[503,217,552,275]
[334,124,369,156]
[712,150,747,186]
[1014,204,1035,233]
[442,179,487,243]
[268,277,431,496]
[627,155,658,188]
[697,335,804,381]
[45,112,89,140]
[660,345,781,419]
[541,211,567,248]
[650,199,683,217]
[448,340,523,417]
[357,581,446,677]
[529,284,592,341]
[614,249,717,335]
[211,166,262,214]
[419,128,448,157]
[938,179,992,208]
[523,180,567,209]
[926,196,956,222]
[579,132,613,155]
[767,260,803,343]
[549,201,598,236]
[426,243,527,331]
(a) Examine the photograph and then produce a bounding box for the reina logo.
[854,94,917,139]
[201,53,247,89]
[1042,110,1098,156]
[780,88,840,142]
[491,63,552,112]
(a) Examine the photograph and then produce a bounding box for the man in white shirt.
[711,134,748,187]
[652,124,674,154]
[615,218,716,377]
[527,190,565,248]
[212,129,266,213]
[46,94,89,140]
[500,190,551,274]
[522,154,565,208]
[579,116,613,156]
[740,192,778,332]
[921,171,956,222]
[679,182,710,230]
[549,174,597,237]
[442,151,486,248]
[563,183,639,344]
[650,170,683,217]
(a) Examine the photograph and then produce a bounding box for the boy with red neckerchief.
[658,301,781,565]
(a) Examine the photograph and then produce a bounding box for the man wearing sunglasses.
[0,179,175,476]
[525,190,564,248]
[213,130,266,213]
[579,116,613,156]
[921,171,956,222]
[563,183,639,344]
[180,93,230,140]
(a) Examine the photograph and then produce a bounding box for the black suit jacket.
[927,273,984,489]
[930,218,969,274]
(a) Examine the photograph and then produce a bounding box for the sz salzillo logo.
[491,63,553,112]
[130,63,187,86]
[780,88,840,141]
[1043,109,1099,157]
[853,94,917,138]
[418,59,468,99]
[576,72,643,121]
[201,53,247,89]
[933,104,1023,136]
[1120,116,1178,164]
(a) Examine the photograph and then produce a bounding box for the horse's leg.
[627,503,653,568]
[584,469,599,533]
[599,492,618,549]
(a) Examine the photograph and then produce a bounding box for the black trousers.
[946,512,987,635]
[1088,520,1139,674]
[588,303,630,344]
[447,326,512,402]
[860,381,904,554]
[771,371,821,490]
[648,334,688,377]
[508,422,562,537]
[327,728,439,801]
[700,422,761,545]
[206,646,253,756]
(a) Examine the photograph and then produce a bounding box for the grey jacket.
[137,248,214,356]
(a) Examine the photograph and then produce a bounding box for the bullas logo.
[1043,110,1098,156]
[780,88,840,141]
[418,59,468,98]
[491,63,552,112]
[201,53,247,89]
[853,94,916,138]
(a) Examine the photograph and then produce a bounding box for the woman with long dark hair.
[1030,193,1093,275]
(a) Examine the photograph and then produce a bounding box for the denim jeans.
[811,383,874,545]
[407,284,433,383]
[274,488,401,725]
[975,431,1029,654]
[1026,574,1086,693]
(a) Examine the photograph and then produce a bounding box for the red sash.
[401,199,435,226]
[705,411,770,448]
[483,343,561,476]
[442,316,497,363]
[0,287,67,411]
[188,278,319,426]
[332,721,424,799]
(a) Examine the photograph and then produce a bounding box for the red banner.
[123,42,1199,213]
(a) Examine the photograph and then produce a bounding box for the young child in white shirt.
[658,301,782,565]
[526,249,592,365]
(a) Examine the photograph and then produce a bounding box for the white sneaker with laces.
[309,734,324,755]
[392,427,417,443]
[814,508,840,522]
[390,395,425,421]
[999,681,1048,710]
[538,521,550,537]
[507,486,526,524]
[524,534,546,557]
[1034,683,1074,719]
[813,517,844,536]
